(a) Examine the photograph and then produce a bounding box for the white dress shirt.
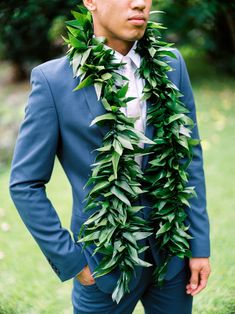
[111,42,147,133]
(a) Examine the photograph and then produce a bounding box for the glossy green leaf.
[90,113,116,126]
[110,186,131,206]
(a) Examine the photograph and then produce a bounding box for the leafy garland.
[64,5,199,303]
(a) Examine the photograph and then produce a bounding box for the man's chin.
[126,31,146,42]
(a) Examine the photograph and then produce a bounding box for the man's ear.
[83,0,97,11]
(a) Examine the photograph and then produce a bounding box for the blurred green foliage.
[153,0,235,74]
[0,1,234,78]
[0,0,82,79]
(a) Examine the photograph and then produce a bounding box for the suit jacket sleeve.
[176,50,211,258]
[9,66,87,281]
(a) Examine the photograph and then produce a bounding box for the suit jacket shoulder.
[34,55,71,78]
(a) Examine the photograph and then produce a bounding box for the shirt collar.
[113,41,141,68]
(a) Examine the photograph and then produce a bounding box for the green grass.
[0,51,235,313]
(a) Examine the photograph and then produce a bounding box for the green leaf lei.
[64,5,199,303]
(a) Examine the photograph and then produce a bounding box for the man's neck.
[94,31,135,56]
[105,39,135,56]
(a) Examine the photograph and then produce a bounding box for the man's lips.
[128,16,146,26]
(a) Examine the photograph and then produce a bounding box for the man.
[9,0,211,313]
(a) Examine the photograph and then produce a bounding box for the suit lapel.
[83,86,154,171]
[83,84,109,138]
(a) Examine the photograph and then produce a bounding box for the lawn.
[0,50,235,313]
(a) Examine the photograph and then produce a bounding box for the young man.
[9,0,211,313]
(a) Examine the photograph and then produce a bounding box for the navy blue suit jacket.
[9,48,210,293]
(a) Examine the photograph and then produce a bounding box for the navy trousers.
[72,247,193,314]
